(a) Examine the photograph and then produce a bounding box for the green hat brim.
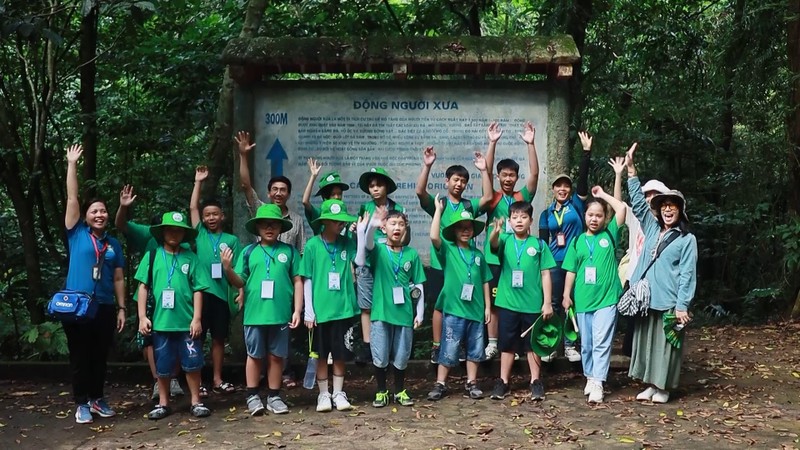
[442,218,485,242]
[563,307,579,342]
[314,182,350,198]
[245,217,293,236]
[358,172,397,195]
[529,315,563,357]
[150,223,198,244]
[312,212,358,225]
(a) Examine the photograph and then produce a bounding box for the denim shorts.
[369,321,413,370]
[356,266,374,310]
[152,331,204,377]
[439,313,484,367]
[244,324,289,359]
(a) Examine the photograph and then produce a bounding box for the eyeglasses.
[660,203,679,211]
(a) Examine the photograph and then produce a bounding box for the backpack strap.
[146,248,157,292]
[488,191,504,211]
[242,243,258,278]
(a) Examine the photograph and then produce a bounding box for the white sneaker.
[540,351,557,363]
[636,386,658,401]
[565,346,582,362]
[583,380,593,396]
[332,391,352,411]
[484,343,499,359]
[587,382,604,403]
[316,392,332,412]
[651,389,670,403]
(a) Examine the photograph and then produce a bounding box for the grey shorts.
[356,265,374,310]
[244,325,289,359]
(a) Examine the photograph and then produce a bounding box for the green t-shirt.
[235,242,300,326]
[134,248,207,332]
[422,193,483,270]
[491,233,557,313]
[367,244,426,327]
[358,200,406,244]
[299,234,358,323]
[483,186,533,266]
[126,221,158,257]
[436,241,492,322]
[304,205,322,235]
[194,224,240,301]
[561,220,622,313]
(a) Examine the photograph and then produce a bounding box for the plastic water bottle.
[302,352,318,390]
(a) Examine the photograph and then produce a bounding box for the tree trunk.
[79,1,99,199]
[788,0,800,318]
[566,0,592,145]
[202,0,268,199]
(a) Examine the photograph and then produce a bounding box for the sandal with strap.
[213,381,235,394]
[199,385,209,398]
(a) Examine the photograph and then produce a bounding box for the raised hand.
[220,247,234,270]
[119,185,137,207]
[66,144,83,163]
[356,211,371,234]
[195,165,209,182]
[307,158,322,176]
[422,146,436,167]
[234,131,255,154]
[487,121,503,143]
[608,156,625,175]
[591,185,606,197]
[625,142,638,167]
[433,193,445,213]
[474,151,487,171]
[519,121,535,144]
[490,217,504,235]
[578,131,593,151]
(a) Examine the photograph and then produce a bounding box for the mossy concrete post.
[547,80,571,185]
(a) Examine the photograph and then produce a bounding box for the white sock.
[332,375,345,394]
[317,378,329,395]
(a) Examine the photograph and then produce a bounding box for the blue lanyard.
[457,246,475,281]
[161,248,180,288]
[260,244,279,279]
[321,238,338,270]
[503,194,514,207]
[513,237,528,267]
[386,245,404,284]
[584,234,597,261]
[207,231,223,259]
[447,198,461,212]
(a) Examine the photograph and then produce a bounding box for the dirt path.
[1,324,799,449]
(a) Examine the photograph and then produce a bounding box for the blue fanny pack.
[47,290,98,323]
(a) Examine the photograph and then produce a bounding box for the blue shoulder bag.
[47,289,98,323]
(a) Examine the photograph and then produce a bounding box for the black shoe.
[530,379,545,401]
[464,381,484,399]
[490,379,509,400]
[427,382,448,401]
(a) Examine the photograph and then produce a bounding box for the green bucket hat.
[358,167,397,195]
[315,171,350,197]
[563,307,580,342]
[529,315,564,357]
[150,211,198,243]
[312,199,358,224]
[442,210,485,242]
[245,204,293,235]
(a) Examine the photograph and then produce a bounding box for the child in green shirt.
[299,199,359,413]
[426,195,492,401]
[301,158,350,235]
[190,166,241,396]
[221,204,303,416]
[488,201,556,402]
[355,210,426,408]
[562,186,627,404]
[135,212,209,420]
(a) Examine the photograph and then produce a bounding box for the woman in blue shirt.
[625,146,697,404]
[537,131,592,362]
[63,145,127,424]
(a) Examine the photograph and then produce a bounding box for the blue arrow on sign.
[266,138,288,177]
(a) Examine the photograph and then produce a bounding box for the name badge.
[584,266,597,285]
[392,286,405,305]
[512,270,524,288]
[556,232,566,247]
[460,283,474,301]
[162,288,175,309]
[261,280,274,299]
[92,264,102,281]
[211,263,223,279]
[328,272,341,291]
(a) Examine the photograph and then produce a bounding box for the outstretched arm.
[302,158,322,211]
[475,152,494,210]
[519,121,540,194]
[190,166,208,228]
[235,131,258,207]
[416,146,436,212]
[608,157,625,201]
[115,184,137,233]
[65,144,83,229]
[576,131,592,200]
[591,185,627,226]
[429,193,445,250]
[484,121,503,179]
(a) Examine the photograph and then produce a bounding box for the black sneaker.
[490,379,509,400]
[147,405,171,420]
[430,346,440,365]
[427,382,448,401]
[464,381,484,399]
[530,379,545,401]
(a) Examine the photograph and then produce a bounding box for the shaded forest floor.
[1,324,799,449]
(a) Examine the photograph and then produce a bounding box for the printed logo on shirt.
[403,261,411,272]
[278,253,288,263]
[475,256,481,266]
[181,263,190,274]
[527,247,537,256]
[599,238,610,248]
[340,250,347,261]
[106,247,116,259]
[172,212,184,222]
